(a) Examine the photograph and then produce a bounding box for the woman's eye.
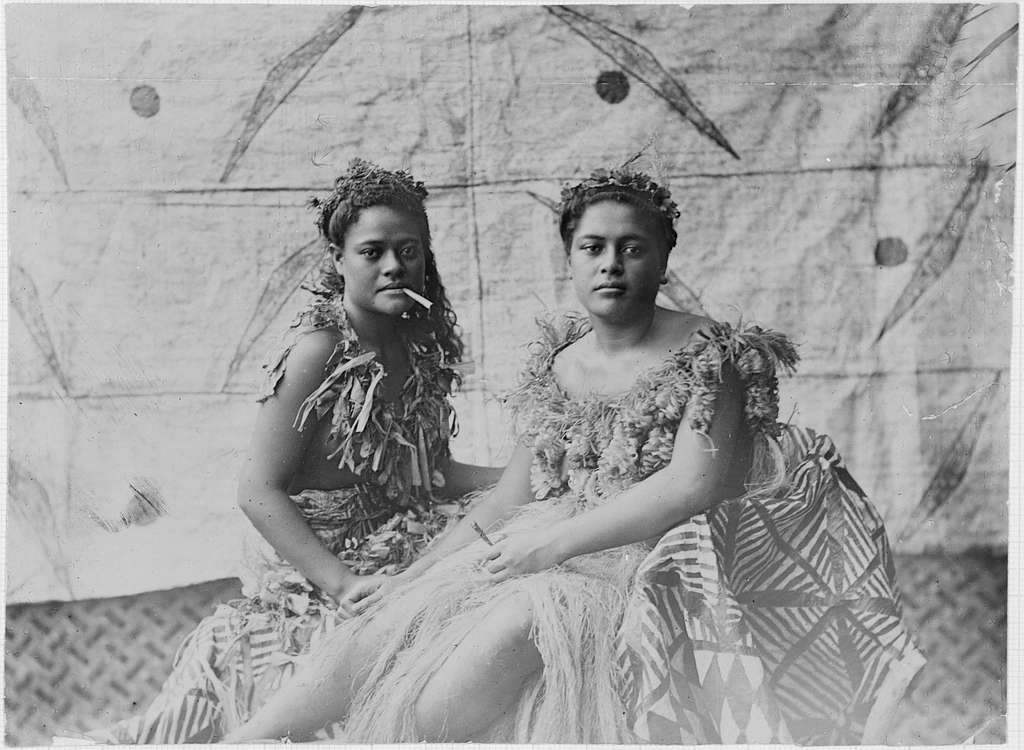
[400,245,421,258]
[622,245,642,256]
[360,246,382,258]
[580,243,602,254]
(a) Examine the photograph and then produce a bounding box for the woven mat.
[4,554,1007,746]
[5,578,242,746]
[887,552,1007,745]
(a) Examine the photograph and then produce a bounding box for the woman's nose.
[599,248,623,274]
[381,249,405,276]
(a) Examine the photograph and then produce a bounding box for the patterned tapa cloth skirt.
[292,425,921,745]
[86,486,451,744]
[617,424,925,744]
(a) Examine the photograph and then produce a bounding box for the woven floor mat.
[886,552,1006,745]
[5,578,242,746]
[5,553,1007,745]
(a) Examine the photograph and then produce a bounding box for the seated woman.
[224,166,923,745]
[89,159,502,743]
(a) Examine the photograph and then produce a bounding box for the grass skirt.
[304,425,922,745]
[319,496,645,743]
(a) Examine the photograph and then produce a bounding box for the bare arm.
[484,369,748,578]
[237,331,357,601]
[373,443,534,586]
[441,459,505,497]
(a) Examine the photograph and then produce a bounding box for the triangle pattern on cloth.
[619,424,920,744]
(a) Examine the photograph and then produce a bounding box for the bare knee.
[469,593,538,671]
[414,594,541,741]
[414,693,451,742]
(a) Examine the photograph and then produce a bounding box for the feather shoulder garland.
[504,314,799,500]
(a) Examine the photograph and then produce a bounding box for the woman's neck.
[342,299,404,361]
[589,307,658,356]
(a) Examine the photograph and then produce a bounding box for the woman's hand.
[480,530,566,583]
[347,570,414,616]
[333,574,388,619]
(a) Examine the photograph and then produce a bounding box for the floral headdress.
[558,167,680,225]
[308,158,429,243]
[557,166,681,251]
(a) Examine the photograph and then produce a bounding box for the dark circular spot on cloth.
[129,85,160,118]
[595,70,630,104]
[874,237,908,266]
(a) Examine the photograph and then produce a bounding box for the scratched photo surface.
[5,3,1016,745]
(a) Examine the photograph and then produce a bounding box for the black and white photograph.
[4,2,1017,745]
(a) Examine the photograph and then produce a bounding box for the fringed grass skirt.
[316,497,645,744]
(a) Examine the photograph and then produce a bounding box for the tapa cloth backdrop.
[7,4,1015,603]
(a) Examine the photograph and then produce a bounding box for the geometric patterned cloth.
[6,552,1003,746]
[616,424,925,744]
[89,602,343,743]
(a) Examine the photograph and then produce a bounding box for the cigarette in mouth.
[471,521,494,546]
[402,287,433,310]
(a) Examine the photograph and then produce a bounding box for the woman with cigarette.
[225,166,922,745]
[89,159,502,743]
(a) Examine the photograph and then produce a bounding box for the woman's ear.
[329,243,344,270]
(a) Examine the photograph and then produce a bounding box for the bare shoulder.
[279,328,344,385]
[655,307,716,349]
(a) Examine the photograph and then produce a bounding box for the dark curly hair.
[557,167,680,254]
[305,158,464,369]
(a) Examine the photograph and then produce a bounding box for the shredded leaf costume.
[298,315,922,745]
[262,297,454,501]
[90,300,465,744]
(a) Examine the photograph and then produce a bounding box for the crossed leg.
[414,592,542,741]
[223,591,543,743]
